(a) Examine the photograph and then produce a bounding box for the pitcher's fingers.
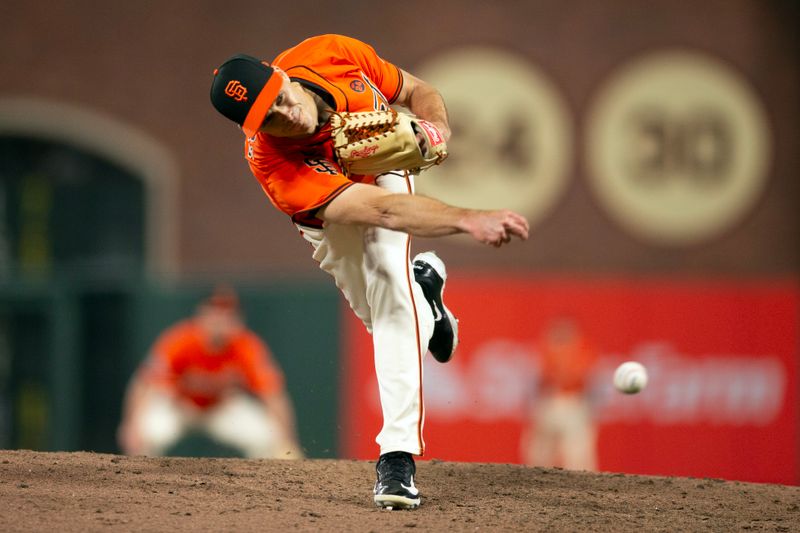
[515,214,531,233]
[508,219,529,240]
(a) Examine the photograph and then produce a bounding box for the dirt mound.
[1,450,797,532]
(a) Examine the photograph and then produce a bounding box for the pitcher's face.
[258,70,319,138]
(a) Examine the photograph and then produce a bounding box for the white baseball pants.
[134,391,289,459]
[299,172,435,456]
[524,393,598,471]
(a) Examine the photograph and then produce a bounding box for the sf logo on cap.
[225,80,248,102]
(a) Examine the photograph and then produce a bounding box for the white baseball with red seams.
[613,361,648,394]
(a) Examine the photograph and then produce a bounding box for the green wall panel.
[0,281,343,459]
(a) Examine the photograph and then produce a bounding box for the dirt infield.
[1,450,798,532]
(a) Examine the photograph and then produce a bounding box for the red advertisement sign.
[340,277,799,485]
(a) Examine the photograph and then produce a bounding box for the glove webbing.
[330,110,399,145]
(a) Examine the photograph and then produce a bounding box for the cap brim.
[242,74,284,137]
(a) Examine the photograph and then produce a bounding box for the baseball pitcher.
[210,34,529,509]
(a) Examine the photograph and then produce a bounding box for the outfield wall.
[341,278,800,485]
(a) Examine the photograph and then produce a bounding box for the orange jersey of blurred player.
[537,325,598,395]
[244,34,404,228]
[141,318,284,409]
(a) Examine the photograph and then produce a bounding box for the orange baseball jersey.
[142,320,285,409]
[245,34,404,228]
[539,336,598,394]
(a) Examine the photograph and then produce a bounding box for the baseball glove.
[330,109,448,176]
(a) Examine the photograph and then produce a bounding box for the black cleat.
[413,251,459,363]
[373,451,421,510]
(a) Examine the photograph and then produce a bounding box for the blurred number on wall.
[631,108,731,184]
[586,50,771,246]
[414,47,573,237]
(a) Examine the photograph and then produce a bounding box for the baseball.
[613,361,648,394]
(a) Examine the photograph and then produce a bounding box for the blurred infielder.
[209,34,529,509]
[520,317,599,471]
[117,286,303,459]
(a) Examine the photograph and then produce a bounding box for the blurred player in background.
[520,316,598,471]
[117,285,303,459]
[209,34,529,508]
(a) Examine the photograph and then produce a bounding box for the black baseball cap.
[210,54,283,137]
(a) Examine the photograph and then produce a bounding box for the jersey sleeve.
[334,35,404,104]
[237,333,285,397]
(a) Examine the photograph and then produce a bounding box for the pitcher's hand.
[463,210,529,247]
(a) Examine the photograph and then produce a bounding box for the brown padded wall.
[1,0,796,277]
